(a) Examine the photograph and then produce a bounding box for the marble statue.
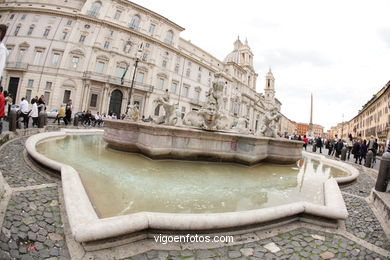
[232,117,250,134]
[153,90,181,126]
[126,104,140,122]
[183,78,229,130]
[256,106,281,138]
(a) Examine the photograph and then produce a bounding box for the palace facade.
[0,0,283,131]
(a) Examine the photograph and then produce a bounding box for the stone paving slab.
[0,187,70,259]
[125,228,387,259]
[0,137,51,187]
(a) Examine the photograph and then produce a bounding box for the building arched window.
[129,15,140,30]
[164,30,174,45]
[88,1,101,17]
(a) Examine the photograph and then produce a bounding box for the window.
[117,66,126,78]
[10,14,14,20]
[33,51,42,65]
[61,31,67,40]
[181,106,186,119]
[17,49,25,62]
[63,90,71,103]
[186,69,191,77]
[52,53,60,66]
[25,90,32,103]
[197,73,201,82]
[27,79,34,88]
[44,91,50,106]
[103,41,110,49]
[149,24,155,34]
[43,28,50,37]
[88,1,101,17]
[162,60,167,68]
[108,30,114,36]
[27,26,34,36]
[183,86,189,97]
[21,14,27,20]
[170,82,177,94]
[14,25,20,36]
[71,56,79,69]
[164,30,174,45]
[195,90,200,101]
[79,35,86,43]
[90,93,98,107]
[174,64,179,73]
[129,15,140,30]
[114,10,121,20]
[157,78,165,89]
[66,20,72,26]
[95,61,105,74]
[145,42,150,48]
[141,53,148,61]
[136,71,144,83]
[45,81,52,90]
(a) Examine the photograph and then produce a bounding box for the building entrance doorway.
[108,89,123,116]
[8,77,20,104]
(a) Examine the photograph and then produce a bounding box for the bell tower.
[264,67,275,103]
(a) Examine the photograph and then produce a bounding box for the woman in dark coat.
[359,140,367,165]
[352,140,360,164]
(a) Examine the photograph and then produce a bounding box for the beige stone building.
[279,113,296,136]
[327,81,390,143]
[0,0,286,132]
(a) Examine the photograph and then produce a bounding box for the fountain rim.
[25,129,359,243]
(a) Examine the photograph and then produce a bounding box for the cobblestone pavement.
[0,135,389,259]
[126,228,386,259]
[0,137,69,260]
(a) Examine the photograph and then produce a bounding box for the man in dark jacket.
[316,137,323,153]
[335,139,344,158]
[352,140,361,163]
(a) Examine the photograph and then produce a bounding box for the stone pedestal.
[103,120,303,165]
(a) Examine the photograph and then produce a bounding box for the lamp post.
[125,45,143,115]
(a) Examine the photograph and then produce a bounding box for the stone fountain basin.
[26,129,359,244]
[103,120,303,165]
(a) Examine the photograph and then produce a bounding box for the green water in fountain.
[36,135,349,218]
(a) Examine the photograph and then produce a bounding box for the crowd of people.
[290,133,380,167]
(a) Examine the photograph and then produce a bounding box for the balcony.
[6,62,28,71]
[83,71,154,93]
[189,98,203,106]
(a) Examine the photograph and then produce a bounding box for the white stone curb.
[26,130,356,243]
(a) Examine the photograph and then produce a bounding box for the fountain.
[25,78,359,250]
[103,78,301,165]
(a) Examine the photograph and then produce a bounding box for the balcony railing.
[189,98,202,106]
[83,71,154,93]
[6,62,28,71]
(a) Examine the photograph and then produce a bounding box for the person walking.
[316,136,323,153]
[19,97,30,129]
[37,95,46,113]
[30,98,38,127]
[5,93,12,120]
[0,87,4,134]
[335,139,344,158]
[352,140,361,164]
[0,24,8,84]
[302,135,308,151]
[359,140,367,165]
[65,99,72,123]
[347,134,353,160]
[53,105,67,125]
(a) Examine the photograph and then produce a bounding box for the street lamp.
[125,45,143,114]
